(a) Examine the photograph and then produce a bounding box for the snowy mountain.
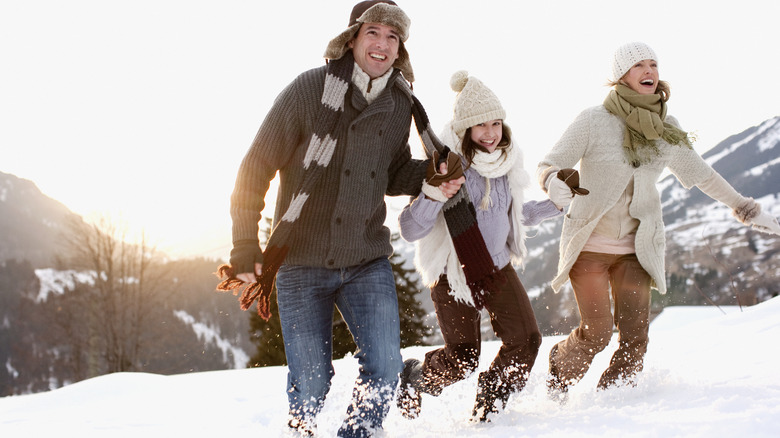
[0,171,82,266]
[2,296,779,437]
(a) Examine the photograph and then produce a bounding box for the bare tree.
[57,215,164,375]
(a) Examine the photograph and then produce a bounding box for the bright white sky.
[1,0,778,259]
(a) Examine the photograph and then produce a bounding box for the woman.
[538,42,780,395]
[396,71,570,422]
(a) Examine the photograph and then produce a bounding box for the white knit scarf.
[414,122,530,306]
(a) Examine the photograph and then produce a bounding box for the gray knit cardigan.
[230,65,428,268]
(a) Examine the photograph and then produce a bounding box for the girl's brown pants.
[420,264,542,395]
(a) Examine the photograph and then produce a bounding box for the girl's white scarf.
[414,122,531,306]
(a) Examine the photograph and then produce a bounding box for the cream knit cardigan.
[538,105,714,295]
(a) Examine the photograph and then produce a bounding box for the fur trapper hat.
[324,0,414,82]
[449,70,506,140]
[611,42,658,82]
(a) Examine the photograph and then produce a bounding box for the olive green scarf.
[604,84,693,167]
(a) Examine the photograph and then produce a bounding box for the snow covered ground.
[2,298,779,437]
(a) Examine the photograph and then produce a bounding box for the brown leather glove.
[557,168,589,196]
[426,149,464,187]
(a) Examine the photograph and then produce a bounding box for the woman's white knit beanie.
[611,42,658,82]
[449,70,506,140]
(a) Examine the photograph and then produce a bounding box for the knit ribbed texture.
[449,71,506,139]
[221,53,427,319]
[400,170,560,288]
[603,84,693,167]
[230,62,423,267]
[222,54,500,317]
[399,85,504,309]
[403,72,526,307]
[611,42,658,82]
[538,105,715,295]
[221,53,357,320]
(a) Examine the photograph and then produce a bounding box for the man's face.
[348,22,400,79]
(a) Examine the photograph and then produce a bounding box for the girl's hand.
[437,162,465,198]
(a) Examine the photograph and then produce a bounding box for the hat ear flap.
[324,23,361,61]
[393,43,414,83]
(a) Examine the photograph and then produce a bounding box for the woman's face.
[621,58,659,95]
[470,120,503,153]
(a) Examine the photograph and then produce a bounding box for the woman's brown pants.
[550,252,652,389]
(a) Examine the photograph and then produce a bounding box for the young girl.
[538,42,780,395]
[396,71,573,422]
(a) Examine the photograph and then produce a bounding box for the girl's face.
[470,120,503,153]
[621,58,659,95]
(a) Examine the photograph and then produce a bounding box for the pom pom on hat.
[450,70,469,93]
[449,71,505,140]
[611,42,658,82]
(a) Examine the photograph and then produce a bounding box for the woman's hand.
[546,173,574,210]
[750,211,780,235]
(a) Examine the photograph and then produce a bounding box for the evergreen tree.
[247,290,287,367]
[390,233,432,348]
[0,259,41,396]
[246,218,287,367]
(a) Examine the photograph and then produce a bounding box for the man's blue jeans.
[276,257,403,437]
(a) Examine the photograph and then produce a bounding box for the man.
[226,1,463,436]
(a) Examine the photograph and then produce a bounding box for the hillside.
[0,172,81,266]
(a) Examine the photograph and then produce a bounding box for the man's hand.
[229,240,264,282]
[237,263,263,283]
